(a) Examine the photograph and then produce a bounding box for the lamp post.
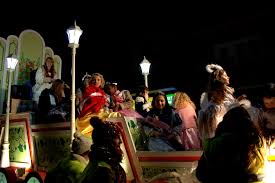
[139,56,151,87]
[66,21,82,142]
[0,55,18,168]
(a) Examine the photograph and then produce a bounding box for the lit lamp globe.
[0,55,18,168]
[6,56,18,70]
[139,56,151,87]
[66,22,83,47]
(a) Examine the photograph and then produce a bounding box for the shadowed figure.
[196,105,266,183]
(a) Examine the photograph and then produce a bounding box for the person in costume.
[172,91,201,150]
[76,72,92,116]
[135,85,151,117]
[76,73,108,137]
[32,56,58,104]
[105,82,142,118]
[78,116,126,183]
[198,64,236,142]
[142,92,183,151]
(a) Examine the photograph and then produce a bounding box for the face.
[45,58,53,69]
[144,90,149,100]
[107,85,116,95]
[155,95,166,110]
[263,97,275,109]
[91,75,102,88]
[220,71,230,85]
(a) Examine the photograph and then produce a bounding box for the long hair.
[43,57,55,78]
[52,79,65,103]
[217,106,266,176]
[207,69,227,105]
[198,104,219,140]
[172,91,196,110]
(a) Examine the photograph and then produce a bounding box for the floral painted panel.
[17,54,39,84]
[33,131,71,171]
[9,124,31,164]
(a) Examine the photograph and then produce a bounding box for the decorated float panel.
[107,117,203,182]
[0,30,62,114]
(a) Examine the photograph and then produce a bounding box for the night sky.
[1,6,275,107]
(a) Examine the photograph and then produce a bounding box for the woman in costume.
[32,56,58,104]
[198,64,236,142]
[172,91,201,150]
[76,73,108,137]
[142,92,183,151]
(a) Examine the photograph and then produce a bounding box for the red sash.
[78,85,106,118]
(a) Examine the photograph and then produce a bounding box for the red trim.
[139,156,201,162]
[117,122,142,183]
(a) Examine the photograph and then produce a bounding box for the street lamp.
[139,56,151,87]
[0,55,18,168]
[67,21,82,142]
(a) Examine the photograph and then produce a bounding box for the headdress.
[106,82,118,86]
[81,72,92,81]
[206,64,223,73]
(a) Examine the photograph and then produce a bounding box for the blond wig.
[172,92,196,110]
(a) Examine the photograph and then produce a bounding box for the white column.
[0,70,13,167]
[70,46,76,142]
[144,74,148,88]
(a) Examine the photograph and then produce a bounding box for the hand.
[150,130,162,137]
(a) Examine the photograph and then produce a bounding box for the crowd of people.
[29,57,275,182]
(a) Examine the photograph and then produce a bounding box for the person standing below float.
[44,131,92,183]
[77,116,126,183]
[196,106,266,183]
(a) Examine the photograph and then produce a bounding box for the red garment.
[78,85,106,118]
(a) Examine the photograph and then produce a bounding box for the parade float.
[0,29,274,183]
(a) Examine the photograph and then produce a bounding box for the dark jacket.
[78,145,126,183]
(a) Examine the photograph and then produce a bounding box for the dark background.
[1,6,275,107]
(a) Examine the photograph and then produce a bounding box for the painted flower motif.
[18,57,38,84]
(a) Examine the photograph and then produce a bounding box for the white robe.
[32,67,57,103]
